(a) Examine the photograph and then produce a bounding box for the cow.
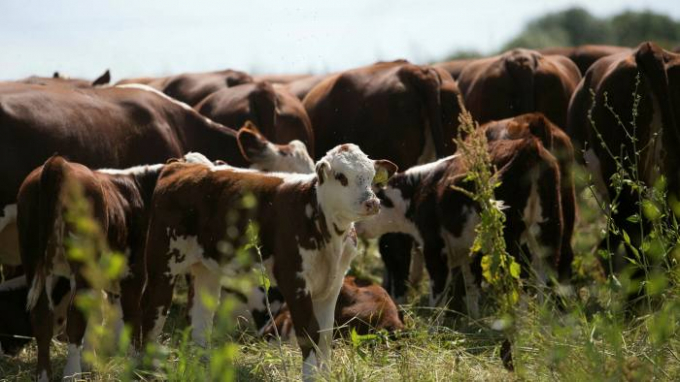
[285,74,330,100]
[17,153,227,381]
[457,48,581,128]
[16,69,111,88]
[0,83,314,275]
[539,45,632,76]
[0,275,73,357]
[356,137,564,317]
[252,73,314,84]
[567,42,680,274]
[433,57,478,80]
[378,113,578,303]
[258,275,404,341]
[480,113,576,282]
[303,59,462,304]
[195,81,315,155]
[303,59,460,167]
[115,69,253,106]
[141,144,397,381]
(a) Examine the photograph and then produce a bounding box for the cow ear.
[315,159,330,184]
[238,126,270,162]
[92,69,111,86]
[373,160,398,187]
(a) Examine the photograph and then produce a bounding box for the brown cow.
[539,45,632,75]
[259,276,404,340]
[285,74,330,100]
[303,60,462,304]
[252,73,313,84]
[433,57,478,80]
[17,70,111,88]
[357,137,564,317]
[0,84,314,276]
[141,145,397,381]
[567,42,680,273]
[116,69,253,106]
[195,81,315,155]
[457,48,581,128]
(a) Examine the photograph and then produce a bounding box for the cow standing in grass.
[141,144,396,380]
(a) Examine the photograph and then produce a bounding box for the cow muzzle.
[362,198,380,216]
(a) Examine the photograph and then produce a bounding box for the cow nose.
[364,198,380,215]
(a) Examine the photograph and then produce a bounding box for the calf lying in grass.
[357,137,565,317]
[250,275,404,341]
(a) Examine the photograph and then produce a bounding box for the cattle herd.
[0,41,678,381]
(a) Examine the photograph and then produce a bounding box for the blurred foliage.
[503,7,680,51]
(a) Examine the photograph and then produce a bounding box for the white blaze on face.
[316,145,379,225]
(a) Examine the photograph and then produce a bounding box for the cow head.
[315,144,397,225]
[237,126,314,174]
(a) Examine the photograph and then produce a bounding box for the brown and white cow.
[379,113,578,303]
[480,113,576,282]
[356,137,564,317]
[17,153,224,381]
[0,83,313,273]
[538,45,631,76]
[141,144,396,380]
[258,275,404,340]
[195,81,315,155]
[115,69,253,106]
[567,42,680,273]
[457,48,581,128]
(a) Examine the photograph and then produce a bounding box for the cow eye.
[335,173,348,186]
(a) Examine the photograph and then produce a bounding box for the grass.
[1,185,679,381]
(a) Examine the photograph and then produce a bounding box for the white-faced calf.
[141,144,396,381]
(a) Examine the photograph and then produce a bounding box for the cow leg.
[378,233,412,303]
[188,263,221,348]
[422,239,448,307]
[275,269,325,382]
[309,290,341,376]
[460,256,481,319]
[141,273,175,345]
[63,280,88,379]
[31,290,54,382]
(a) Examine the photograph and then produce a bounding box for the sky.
[1,0,678,81]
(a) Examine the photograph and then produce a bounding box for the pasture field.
[1,108,679,382]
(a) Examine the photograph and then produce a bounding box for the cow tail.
[413,67,448,159]
[248,82,278,141]
[504,50,536,115]
[635,42,680,184]
[26,155,68,311]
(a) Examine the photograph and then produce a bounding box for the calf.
[259,275,404,341]
[0,275,70,357]
[17,146,309,381]
[142,144,396,380]
[356,137,564,317]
